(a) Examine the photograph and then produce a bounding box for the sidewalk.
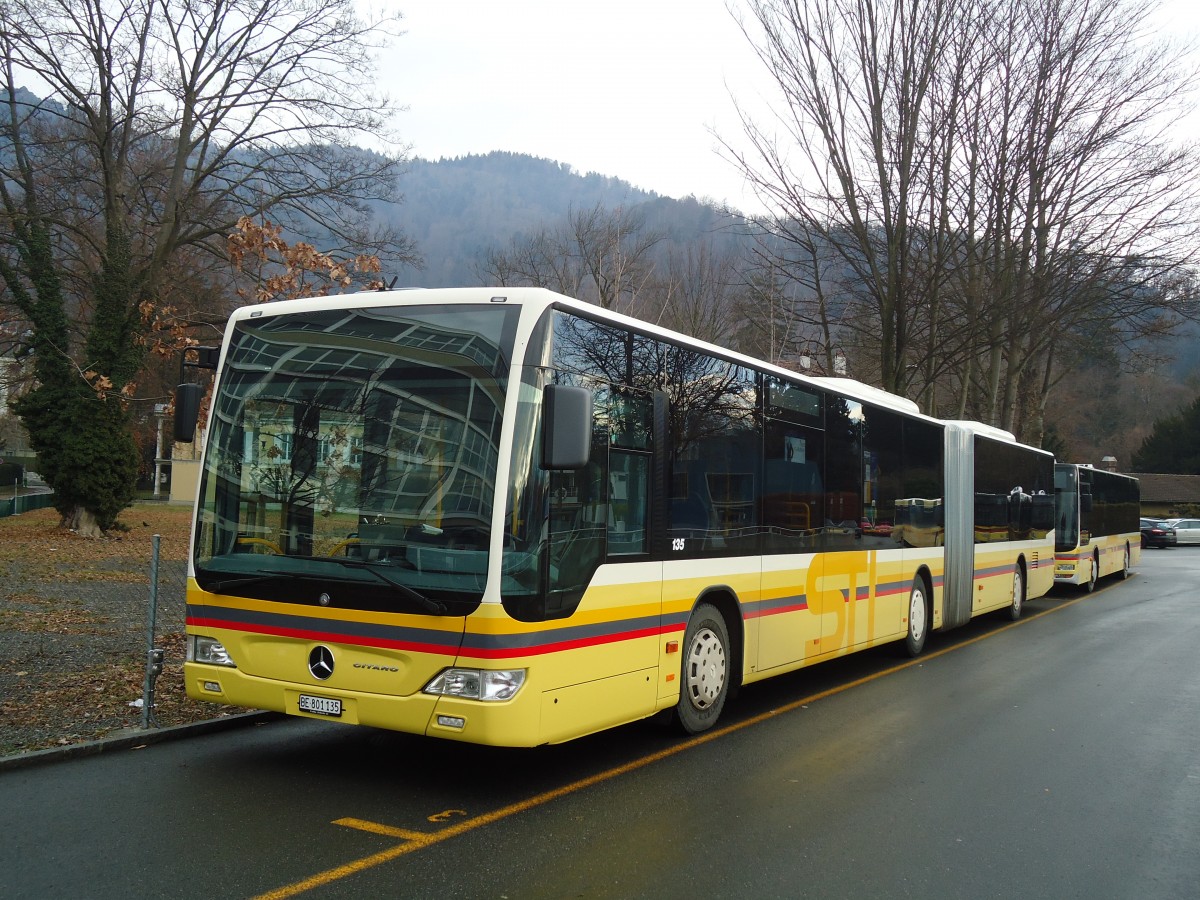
[0,711,280,773]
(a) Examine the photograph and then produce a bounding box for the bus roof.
[943,420,1019,443]
[225,286,929,423]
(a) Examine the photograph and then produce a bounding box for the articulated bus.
[175,287,1055,747]
[1053,464,1141,591]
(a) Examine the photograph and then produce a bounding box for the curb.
[0,711,284,774]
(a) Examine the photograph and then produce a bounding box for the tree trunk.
[62,507,104,539]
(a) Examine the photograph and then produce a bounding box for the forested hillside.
[383,151,1199,469]
[384,151,743,287]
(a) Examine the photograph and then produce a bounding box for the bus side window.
[546,451,606,615]
[604,387,652,557]
[762,420,824,554]
[608,450,649,555]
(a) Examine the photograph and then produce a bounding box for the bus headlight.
[189,635,237,667]
[424,668,526,701]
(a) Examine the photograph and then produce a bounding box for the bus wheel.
[1007,563,1025,621]
[904,577,929,657]
[1085,552,1098,593]
[1122,544,1132,579]
[675,603,730,735]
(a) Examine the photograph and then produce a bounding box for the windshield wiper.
[324,558,448,615]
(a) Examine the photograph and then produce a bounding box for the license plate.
[298,694,342,717]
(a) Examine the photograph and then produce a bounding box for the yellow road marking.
[427,808,467,822]
[334,819,431,842]
[253,589,1097,900]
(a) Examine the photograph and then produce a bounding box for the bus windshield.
[192,304,519,613]
[1054,465,1081,551]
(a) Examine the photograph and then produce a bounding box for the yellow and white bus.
[1053,464,1140,591]
[176,287,1055,746]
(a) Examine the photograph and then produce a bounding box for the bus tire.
[1007,562,1025,621]
[1122,543,1131,579]
[674,603,730,735]
[1085,551,1098,593]
[904,576,930,657]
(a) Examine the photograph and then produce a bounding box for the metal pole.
[141,534,161,729]
[153,413,164,500]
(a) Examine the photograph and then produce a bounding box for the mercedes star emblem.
[308,645,335,680]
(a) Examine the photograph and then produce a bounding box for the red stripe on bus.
[186,616,672,660]
[186,616,461,656]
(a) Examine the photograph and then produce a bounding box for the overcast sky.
[380,0,1200,216]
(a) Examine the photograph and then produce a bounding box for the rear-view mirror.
[542,384,592,470]
[174,383,203,443]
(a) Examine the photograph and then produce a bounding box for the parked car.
[1140,517,1176,548]
[1170,517,1200,545]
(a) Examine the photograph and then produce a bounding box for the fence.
[0,491,56,519]
[130,535,190,728]
[0,502,196,754]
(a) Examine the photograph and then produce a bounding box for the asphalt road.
[3,547,1198,899]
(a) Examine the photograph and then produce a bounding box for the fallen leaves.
[0,504,227,757]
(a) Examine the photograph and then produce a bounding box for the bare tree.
[0,0,416,534]
[974,0,1200,440]
[729,0,958,396]
[727,0,1200,441]
[478,202,662,312]
[736,227,859,375]
[642,240,743,343]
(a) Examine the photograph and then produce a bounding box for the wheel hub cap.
[686,629,726,708]
[910,591,926,640]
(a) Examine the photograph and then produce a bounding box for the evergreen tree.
[1132,395,1200,474]
[1,0,413,535]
